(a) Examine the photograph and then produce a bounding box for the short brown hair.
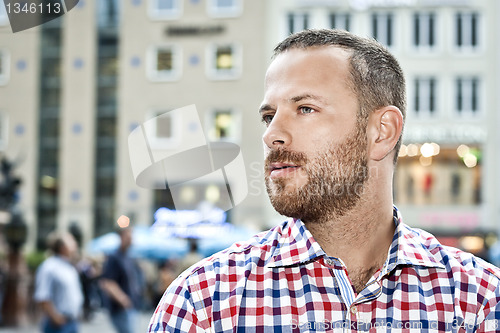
[273,29,406,164]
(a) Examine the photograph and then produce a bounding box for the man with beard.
[149,29,500,332]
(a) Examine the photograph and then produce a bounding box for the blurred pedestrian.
[153,260,177,306]
[34,232,83,333]
[176,238,202,275]
[100,227,144,333]
[76,256,103,321]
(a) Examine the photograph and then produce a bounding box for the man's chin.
[266,176,307,193]
[267,191,305,218]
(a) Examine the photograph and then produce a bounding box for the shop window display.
[394,144,481,206]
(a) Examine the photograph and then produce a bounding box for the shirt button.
[350,306,358,314]
[325,258,334,266]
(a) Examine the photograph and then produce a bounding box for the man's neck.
[304,188,395,293]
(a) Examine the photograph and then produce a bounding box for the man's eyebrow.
[258,104,275,114]
[290,94,325,103]
[259,94,324,114]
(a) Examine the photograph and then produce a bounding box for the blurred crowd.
[0,227,202,332]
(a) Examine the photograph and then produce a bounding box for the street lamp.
[3,212,28,251]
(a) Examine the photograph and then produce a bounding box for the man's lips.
[268,162,301,178]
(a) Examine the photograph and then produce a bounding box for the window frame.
[287,11,309,35]
[412,11,437,52]
[412,76,439,119]
[454,76,482,118]
[146,44,182,82]
[96,0,120,28]
[145,109,182,149]
[0,111,8,151]
[0,3,8,26]
[371,12,395,49]
[148,0,183,20]
[205,43,242,81]
[329,12,351,31]
[0,50,10,85]
[454,11,481,53]
[206,0,243,18]
[205,108,242,143]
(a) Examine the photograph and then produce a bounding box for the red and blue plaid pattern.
[149,207,500,332]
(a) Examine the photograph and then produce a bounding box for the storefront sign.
[350,0,415,10]
[349,0,469,10]
[420,211,480,230]
[166,25,225,37]
[403,125,487,144]
[295,0,342,6]
[418,0,471,6]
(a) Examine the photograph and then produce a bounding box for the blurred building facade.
[0,0,499,252]
[0,0,269,250]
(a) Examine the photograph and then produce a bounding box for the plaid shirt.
[148,207,500,332]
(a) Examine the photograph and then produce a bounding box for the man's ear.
[367,106,404,161]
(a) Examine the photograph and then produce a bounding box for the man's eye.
[261,114,273,125]
[300,107,315,114]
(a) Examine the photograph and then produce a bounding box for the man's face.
[260,47,369,222]
[61,234,78,257]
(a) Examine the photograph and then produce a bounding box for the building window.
[207,0,242,18]
[97,116,117,138]
[330,13,350,31]
[0,112,8,151]
[456,77,480,117]
[455,12,479,50]
[414,77,437,117]
[0,50,10,85]
[97,87,117,107]
[413,12,436,49]
[39,117,60,138]
[98,57,118,77]
[0,3,7,26]
[149,0,182,20]
[206,109,240,142]
[147,45,182,82]
[206,44,242,80]
[40,88,61,108]
[146,110,181,148]
[41,58,61,78]
[371,12,394,48]
[288,12,309,34]
[97,0,120,28]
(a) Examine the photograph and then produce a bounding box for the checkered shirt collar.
[268,218,326,267]
[268,206,445,272]
[382,207,446,274]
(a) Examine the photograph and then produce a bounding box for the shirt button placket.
[349,306,358,332]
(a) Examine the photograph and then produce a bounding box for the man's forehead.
[265,46,351,81]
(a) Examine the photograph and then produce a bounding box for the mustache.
[265,149,308,169]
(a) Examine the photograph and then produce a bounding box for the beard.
[264,124,369,223]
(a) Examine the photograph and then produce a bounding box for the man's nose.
[262,111,292,149]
